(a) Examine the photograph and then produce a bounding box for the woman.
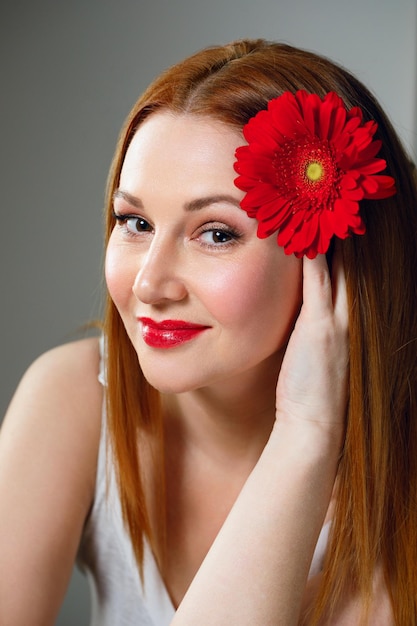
[1,39,416,625]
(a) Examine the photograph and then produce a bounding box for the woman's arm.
[172,254,349,626]
[0,338,102,626]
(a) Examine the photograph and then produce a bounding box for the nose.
[132,236,188,305]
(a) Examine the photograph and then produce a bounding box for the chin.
[138,362,206,395]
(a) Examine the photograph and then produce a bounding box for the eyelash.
[196,223,242,248]
[112,212,152,237]
[112,211,242,249]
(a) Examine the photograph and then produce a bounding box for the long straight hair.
[103,40,417,622]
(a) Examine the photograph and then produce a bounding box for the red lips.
[139,317,210,349]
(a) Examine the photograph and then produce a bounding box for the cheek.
[193,260,258,326]
[105,240,133,308]
[262,260,303,344]
[200,253,302,340]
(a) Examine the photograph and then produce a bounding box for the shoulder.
[4,335,104,474]
[19,335,102,395]
[9,336,103,425]
[1,336,104,504]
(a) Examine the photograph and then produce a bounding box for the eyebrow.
[113,189,143,209]
[184,195,242,212]
[113,189,241,212]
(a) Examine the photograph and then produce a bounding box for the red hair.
[103,39,417,622]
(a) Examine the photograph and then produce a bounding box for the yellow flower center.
[306,161,324,182]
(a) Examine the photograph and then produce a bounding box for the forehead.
[120,112,244,187]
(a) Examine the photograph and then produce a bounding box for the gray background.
[1,1,416,624]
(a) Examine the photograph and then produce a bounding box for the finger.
[331,246,348,325]
[302,254,333,318]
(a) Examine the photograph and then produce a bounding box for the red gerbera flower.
[234,90,396,258]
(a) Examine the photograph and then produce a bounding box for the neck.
[162,350,283,464]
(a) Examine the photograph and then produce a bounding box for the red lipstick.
[139,317,210,349]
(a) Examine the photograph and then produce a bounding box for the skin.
[105,112,303,398]
[171,252,349,625]
[0,338,102,626]
[106,112,345,615]
[0,112,393,625]
[105,112,307,603]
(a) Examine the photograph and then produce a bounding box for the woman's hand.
[275,251,349,443]
[172,253,351,626]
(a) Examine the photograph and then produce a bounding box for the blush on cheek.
[105,245,128,305]
[214,254,302,342]
[198,266,254,325]
[200,261,276,327]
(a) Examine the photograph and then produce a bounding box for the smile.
[139,317,210,349]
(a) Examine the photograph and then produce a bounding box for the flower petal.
[234,89,396,257]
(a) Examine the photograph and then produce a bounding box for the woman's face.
[106,112,302,394]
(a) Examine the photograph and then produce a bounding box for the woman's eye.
[203,230,232,244]
[113,213,152,235]
[198,228,238,246]
[126,217,151,234]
